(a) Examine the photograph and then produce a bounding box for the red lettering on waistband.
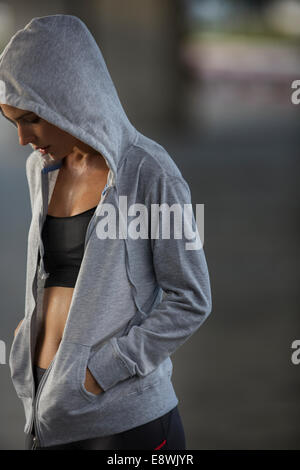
[154,439,166,450]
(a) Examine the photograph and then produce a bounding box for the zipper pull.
[32,435,38,450]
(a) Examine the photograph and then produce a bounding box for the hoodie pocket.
[78,344,102,402]
[37,341,103,425]
[122,309,147,336]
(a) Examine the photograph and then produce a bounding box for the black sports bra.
[41,206,97,288]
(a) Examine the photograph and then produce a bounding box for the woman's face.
[0,103,98,162]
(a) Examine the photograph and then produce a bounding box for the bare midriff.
[34,155,109,369]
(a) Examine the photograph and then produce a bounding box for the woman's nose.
[18,126,35,146]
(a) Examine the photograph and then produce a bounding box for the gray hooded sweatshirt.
[0,15,212,447]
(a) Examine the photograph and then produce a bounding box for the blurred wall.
[64,0,185,130]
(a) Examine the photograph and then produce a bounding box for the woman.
[0,15,212,450]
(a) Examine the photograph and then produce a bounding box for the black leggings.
[25,365,186,450]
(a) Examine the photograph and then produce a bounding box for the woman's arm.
[87,174,212,392]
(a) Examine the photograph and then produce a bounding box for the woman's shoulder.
[125,132,185,184]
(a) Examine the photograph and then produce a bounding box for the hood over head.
[0,14,137,184]
[0,15,147,319]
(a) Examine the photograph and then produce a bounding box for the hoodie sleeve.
[87,174,212,392]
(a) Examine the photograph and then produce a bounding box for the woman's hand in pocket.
[14,319,24,337]
[84,367,104,395]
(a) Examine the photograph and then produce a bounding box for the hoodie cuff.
[87,339,133,392]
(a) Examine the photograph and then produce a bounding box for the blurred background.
[0,0,299,450]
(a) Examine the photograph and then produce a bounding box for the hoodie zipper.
[28,168,49,448]
[29,166,114,448]
[30,355,57,449]
[83,180,112,249]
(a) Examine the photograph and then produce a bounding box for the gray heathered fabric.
[0,15,212,447]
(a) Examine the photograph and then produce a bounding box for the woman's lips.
[38,146,50,155]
